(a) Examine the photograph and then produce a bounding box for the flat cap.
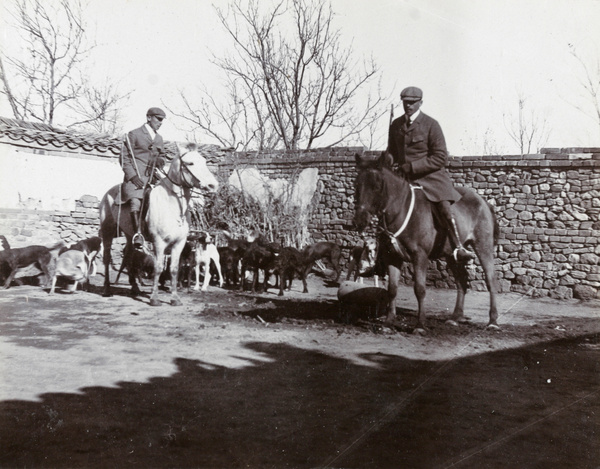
[147,107,166,118]
[400,86,423,101]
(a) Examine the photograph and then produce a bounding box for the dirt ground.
[0,272,598,468]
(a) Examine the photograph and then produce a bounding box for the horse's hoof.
[486,323,501,331]
[170,298,183,306]
[384,314,396,324]
[150,298,161,307]
[446,319,459,327]
[102,292,112,298]
[413,327,427,336]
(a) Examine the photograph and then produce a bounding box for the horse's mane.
[356,151,409,187]
[174,142,225,161]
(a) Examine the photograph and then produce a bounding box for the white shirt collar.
[407,109,421,123]
[144,123,156,140]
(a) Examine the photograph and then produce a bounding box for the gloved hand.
[400,163,412,175]
[156,156,166,170]
[130,175,144,189]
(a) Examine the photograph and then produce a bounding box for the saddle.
[114,183,153,206]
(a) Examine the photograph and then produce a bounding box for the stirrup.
[453,246,475,263]
[132,232,145,249]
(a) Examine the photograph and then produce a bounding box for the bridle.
[159,150,209,196]
[359,166,422,255]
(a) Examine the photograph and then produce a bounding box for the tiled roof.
[0,116,228,162]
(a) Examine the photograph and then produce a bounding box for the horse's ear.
[355,152,369,169]
[175,142,197,156]
[378,150,394,169]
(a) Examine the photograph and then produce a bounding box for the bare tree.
[568,44,600,139]
[179,0,388,151]
[504,93,550,155]
[66,78,131,134]
[169,77,281,151]
[0,0,129,131]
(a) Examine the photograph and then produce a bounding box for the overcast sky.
[1,0,599,155]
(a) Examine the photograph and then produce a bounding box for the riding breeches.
[129,197,142,213]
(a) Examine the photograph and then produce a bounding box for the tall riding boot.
[438,201,475,262]
[448,216,475,262]
[131,211,145,249]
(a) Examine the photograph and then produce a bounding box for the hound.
[192,232,223,291]
[0,242,64,289]
[50,237,103,294]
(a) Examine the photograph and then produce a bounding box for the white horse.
[99,143,218,306]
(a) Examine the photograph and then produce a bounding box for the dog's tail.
[0,235,10,251]
[47,241,66,252]
[222,230,234,243]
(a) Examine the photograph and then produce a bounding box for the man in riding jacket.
[120,107,167,248]
[387,87,475,262]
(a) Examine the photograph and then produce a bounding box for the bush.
[190,180,309,247]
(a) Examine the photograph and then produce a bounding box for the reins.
[154,150,210,224]
[158,150,203,193]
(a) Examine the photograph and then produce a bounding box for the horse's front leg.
[150,244,166,307]
[412,252,429,331]
[385,265,401,323]
[167,243,185,306]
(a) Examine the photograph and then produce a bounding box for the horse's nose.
[206,182,218,193]
[353,209,369,232]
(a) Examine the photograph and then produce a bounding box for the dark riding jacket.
[120,125,165,203]
[388,112,460,203]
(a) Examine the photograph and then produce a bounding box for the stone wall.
[0,195,100,245]
[217,147,600,300]
[1,140,598,299]
[447,150,600,300]
[0,195,126,267]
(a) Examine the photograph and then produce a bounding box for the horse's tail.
[487,201,500,246]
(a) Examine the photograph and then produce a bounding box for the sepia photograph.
[0,0,598,467]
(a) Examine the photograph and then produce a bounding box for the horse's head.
[169,143,219,193]
[353,151,391,231]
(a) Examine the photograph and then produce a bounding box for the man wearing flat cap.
[387,87,475,262]
[120,107,167,248]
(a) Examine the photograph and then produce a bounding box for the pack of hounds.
[0,232,384,296]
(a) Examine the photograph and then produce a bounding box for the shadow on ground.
[1,333,598,468]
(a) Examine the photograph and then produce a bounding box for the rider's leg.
[130,197,145,248]
[435,200,475,262]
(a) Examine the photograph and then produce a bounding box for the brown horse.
[99,143,218,306]
[353,152,499,331]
